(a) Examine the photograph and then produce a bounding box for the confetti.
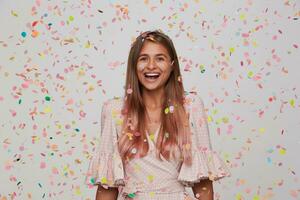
[21,32,27,38]
[1,2,298,200]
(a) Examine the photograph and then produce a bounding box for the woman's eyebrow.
[138,53,168,57]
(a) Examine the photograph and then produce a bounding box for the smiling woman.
[136,41,174,91]
[86,30,231,200]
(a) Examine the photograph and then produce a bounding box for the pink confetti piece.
[52,167,59,175]
[290,190,298,198]
[9,109,17,117]
[40,162,46,169]
[79,110,86,118]
[21,81,30,88]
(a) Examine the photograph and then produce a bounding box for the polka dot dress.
[85,94,231,199]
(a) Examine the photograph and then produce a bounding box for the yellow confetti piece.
[149,191,155,197]
[85,41,91,48]
[127,132,133,140]
[279,148,286,155]
[147,175,154,182]
[224,153,230,160]
[149,133,155,141]
[240,13,246,20]
[164,107,169,114]
[69,15,74,21]
[78,70,85,76]
[248,71,254,78]
[212,109,218,115]
[88,85,94,91]
[44,106,52,113]
[259,127,265,134]
[116,119,123,126]
[229,47,235,53]
[38,52,45,58]
[185,143,191,150]
[207,116,212,122]
[112,109,118,118]
[235,193,243,200]
[199,6,206,12]
[75,186,81,195]
[101,177,107,184]
[222,117,229,123]
[134,164,141,172]
[11,10,18,17]
[290,99,295,107]
[253,195,260,200]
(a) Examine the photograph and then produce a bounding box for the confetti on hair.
[134,131,141,136]
[165,132,169,139]
[169,105,174,113]
[131,148,137,154]
[127,88,133,94]
[185,143,191,150]
[177,75,182,82]
[164,107,169,114]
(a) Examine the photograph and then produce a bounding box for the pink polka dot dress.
[85,94,231,199]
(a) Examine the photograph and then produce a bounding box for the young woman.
[86,30,230,200]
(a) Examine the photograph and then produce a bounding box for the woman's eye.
[139,57,147,61]
[157,57,165,61]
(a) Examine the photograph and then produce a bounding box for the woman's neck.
[142,89,165,109]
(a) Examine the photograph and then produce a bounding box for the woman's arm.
[192,179,214,200]
[96,185,119,200]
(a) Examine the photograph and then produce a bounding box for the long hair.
[118,29,192,166]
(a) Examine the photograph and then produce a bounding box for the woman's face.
[136,40,173,92]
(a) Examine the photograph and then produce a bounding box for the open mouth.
[144,72,160,80]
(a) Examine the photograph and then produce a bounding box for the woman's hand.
[96,185,119,200]
[192,179,214,200]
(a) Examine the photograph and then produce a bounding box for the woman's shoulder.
[183,92,204,109]
[102,96,125,123]
[103,96,125,109]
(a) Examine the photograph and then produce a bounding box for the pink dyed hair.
[118,30,192,166]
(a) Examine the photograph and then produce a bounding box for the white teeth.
[145,73,160,76]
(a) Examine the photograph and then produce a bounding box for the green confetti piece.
[18,99,22,104]
[127,193,136,198]
[45,96,51,101]
[90,177,95,184]
[75,128,80,132]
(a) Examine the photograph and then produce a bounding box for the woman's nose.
[146,58,157,69]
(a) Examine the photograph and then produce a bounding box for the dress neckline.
[146,122,161,135]
[146,123,161,146]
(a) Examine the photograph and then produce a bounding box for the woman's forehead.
[139,41,170,56]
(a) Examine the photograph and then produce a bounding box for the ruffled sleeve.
[85,99,125,188]
[177,94,231,187]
